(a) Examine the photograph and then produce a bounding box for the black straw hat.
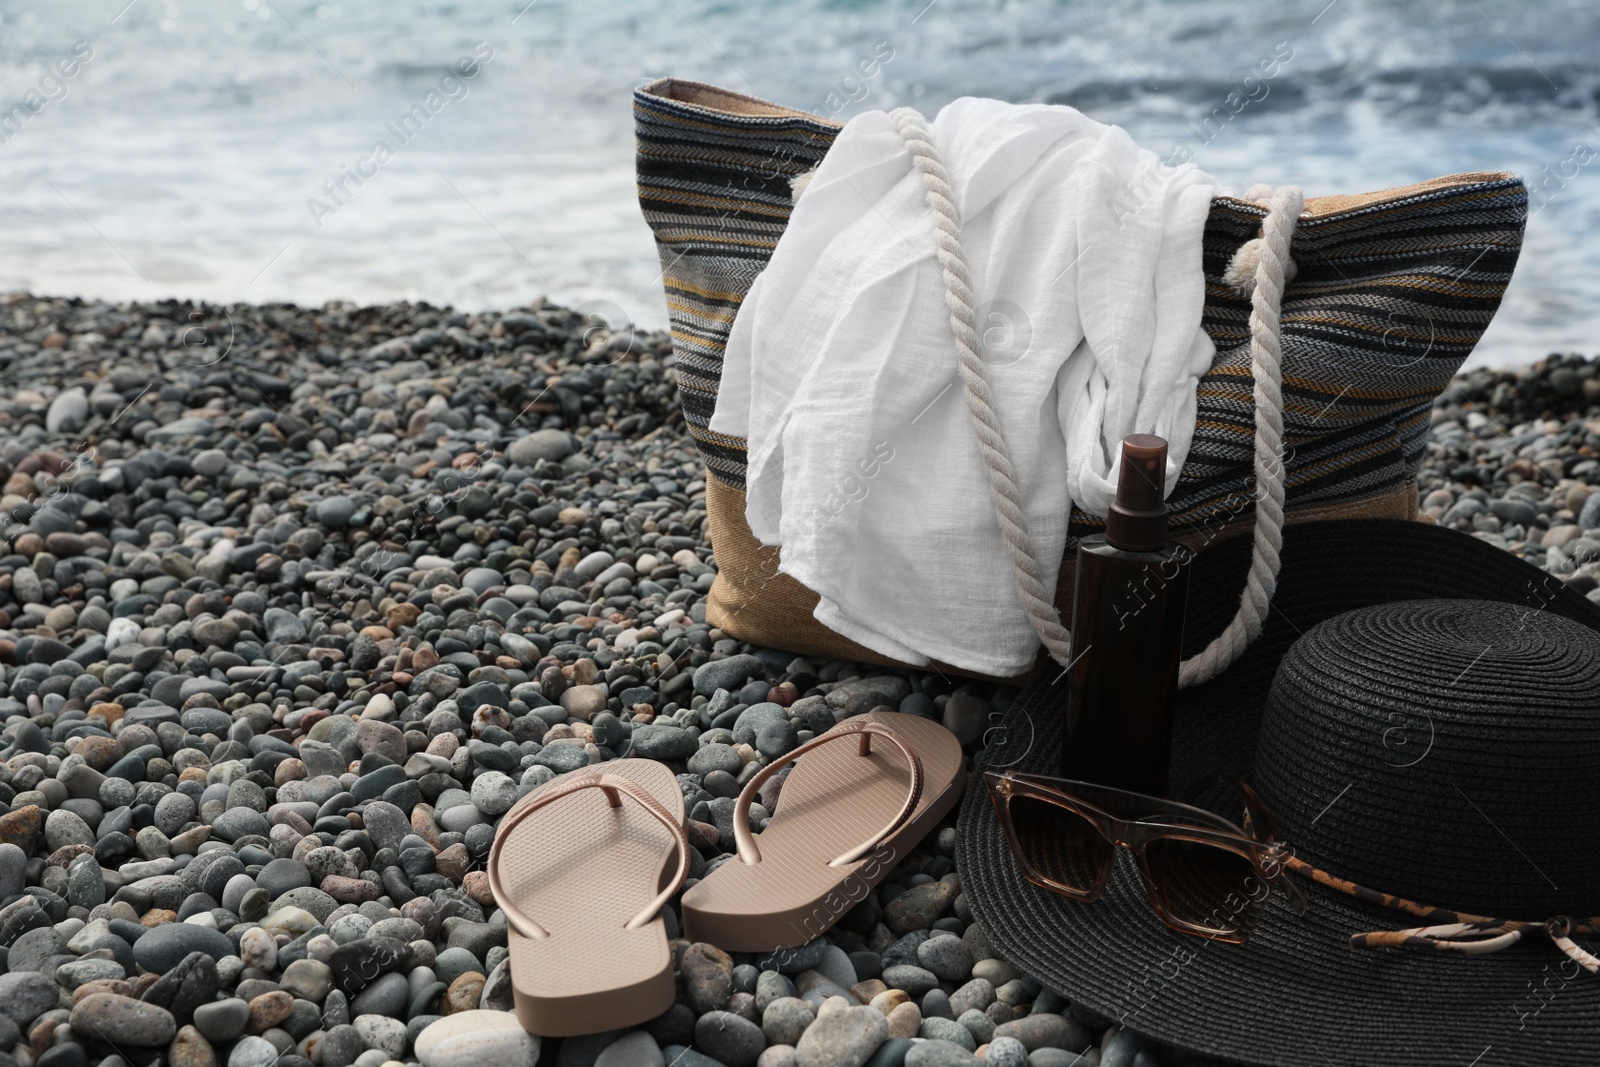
[957,518,1600,1067]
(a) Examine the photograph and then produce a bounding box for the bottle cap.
[1105,434,1169,552]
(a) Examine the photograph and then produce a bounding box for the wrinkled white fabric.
[711,97,1218,675]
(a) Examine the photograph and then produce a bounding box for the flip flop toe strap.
[734,719,925,869]
[487,772,690,941]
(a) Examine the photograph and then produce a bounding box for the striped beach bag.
[634,77,1528,679]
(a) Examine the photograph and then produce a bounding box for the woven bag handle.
[888,108,1302,683]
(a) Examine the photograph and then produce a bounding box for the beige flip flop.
[487,759,689,1036]
[680,710,965,951]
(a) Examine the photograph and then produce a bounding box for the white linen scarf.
[710,97,1219,676]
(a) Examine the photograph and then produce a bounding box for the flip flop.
[487,759,689,1036]
[680,710,965,951]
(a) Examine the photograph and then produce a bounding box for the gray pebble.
[629,725,697,760]
[758,939,829,975]
[921,989,953,1021]
[993,1014,1090,1053]
[955,1010,993,1046]
[918,1018,975,1052]
[193,998,250,1043]
[228,1035,280,1067]
[903,1041,979,1067]
[0,971,58,1025]
[0,843,26,900]
[319,1025,366,1067]
[353,1015,407,1059]
[695,1010,766,1067]
[756,720,799,758]
[940,693,988,748]
[793,1005,887,1067]
[508,428,574,466]
[688,744,742,778]
[986,1038,1028,1067]
[881,965,940,998]
[916,934,972,983]
[469,772,517,816]
[761,998,815,1047]
[594,1032,664,1067]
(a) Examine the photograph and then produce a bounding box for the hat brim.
[957,519,1600,1067]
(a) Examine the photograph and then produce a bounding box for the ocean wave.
[1045,62,1599,120]
[0,0,1593,367]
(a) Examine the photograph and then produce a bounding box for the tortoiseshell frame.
[988,771,1600,972]
[983,770,1307,943]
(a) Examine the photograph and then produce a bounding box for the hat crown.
[1254,599,1600,919]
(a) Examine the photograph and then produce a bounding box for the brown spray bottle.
[1058,434,1191,794]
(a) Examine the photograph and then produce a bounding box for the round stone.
[507,429,573,467]
[228,1035,280,1067]
[688,743,742,778]
[133,923,235,972]
[415,1011,541,1067]
[761,998,814,1047]
[694,1010,765,1067]
[192,449,229,478]
[469,772,516,817]
[984,1036,1028,1067]
[70,993,178,1046]
[193,999,250,1043]
[794,1006,888,1067]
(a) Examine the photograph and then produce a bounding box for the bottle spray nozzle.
[1105,434,1169,552]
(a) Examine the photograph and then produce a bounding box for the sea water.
[0,0,1596,369]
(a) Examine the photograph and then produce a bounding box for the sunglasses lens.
[1009,795,1113,894]
[1143,838,1265,939]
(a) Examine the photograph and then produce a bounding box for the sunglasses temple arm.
[1176,773,1284,842]
[1272,858,1309,915]
[1229,776,1286,844]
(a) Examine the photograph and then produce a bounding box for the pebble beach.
[0,291,1594,1067]
[1424,356,1600,594]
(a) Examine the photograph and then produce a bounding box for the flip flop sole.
[680,711,966,951]
[491,759,685,1035]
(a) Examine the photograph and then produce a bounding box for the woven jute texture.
[637,78,1525,673]
[707,470,1419,682]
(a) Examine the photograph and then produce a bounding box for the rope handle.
[889,107,1301,682]
[733,718,924,868]
[1178,183,1303,686]
[487,771,690,939]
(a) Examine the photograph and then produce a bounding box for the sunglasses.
[983,770,1306,943]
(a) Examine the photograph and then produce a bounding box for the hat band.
[1285,855,1600,975]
